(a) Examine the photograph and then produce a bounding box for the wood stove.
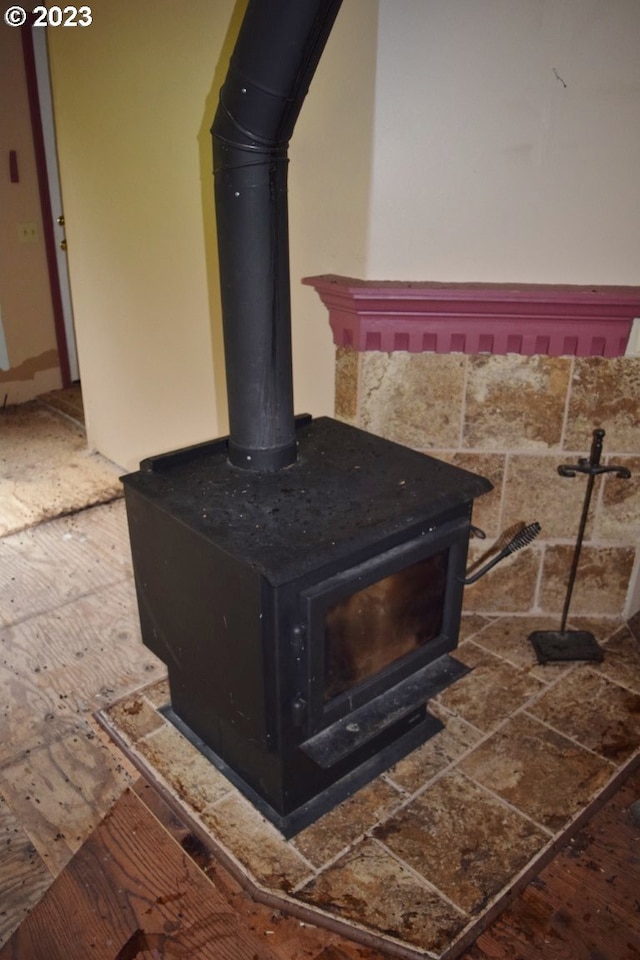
[122,416,491,835]
[122,0,493,835]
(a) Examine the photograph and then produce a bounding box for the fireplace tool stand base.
[529,428,631,665]
[529,629,604,665]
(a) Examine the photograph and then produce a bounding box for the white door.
[31,28,79,383]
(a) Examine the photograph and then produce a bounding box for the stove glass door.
[323,550,448,701]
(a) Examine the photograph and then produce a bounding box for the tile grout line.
[586,666,640,699]
[288,841,359,893]
[520,704,621,767]
[368,834,470,919]
[558,355,574,452]
[458,354,469,450]
[454,768,555,837]
[495,448,509,539]
[461,635,574,683]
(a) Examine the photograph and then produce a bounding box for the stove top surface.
[122,417,491,584]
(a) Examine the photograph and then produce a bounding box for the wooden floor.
[2,766,639,960]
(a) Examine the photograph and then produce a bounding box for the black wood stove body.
[123,416,491,835]
[122,0,492,836]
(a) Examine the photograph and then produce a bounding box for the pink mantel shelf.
[302,275,640,358]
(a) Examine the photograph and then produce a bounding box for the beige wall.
[47,0,378,469]
[0,26,61,403]
[368,0,640,284]
[48,0,234,468]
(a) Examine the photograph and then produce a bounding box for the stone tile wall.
[335,349,640,623]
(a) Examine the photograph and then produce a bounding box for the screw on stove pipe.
[529,427,631,664]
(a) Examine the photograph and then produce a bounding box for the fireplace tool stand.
[529,428,631,664]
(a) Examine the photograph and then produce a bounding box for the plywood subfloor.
[0,500,165,948]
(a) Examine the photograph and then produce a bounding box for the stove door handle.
[461,521,541,586]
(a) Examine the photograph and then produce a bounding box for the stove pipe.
[212,0,343,471]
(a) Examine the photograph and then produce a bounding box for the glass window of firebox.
[323,549,448,701]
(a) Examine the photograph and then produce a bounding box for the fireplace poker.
[529,428,631,664]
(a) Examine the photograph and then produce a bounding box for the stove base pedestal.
[163,704,444,837]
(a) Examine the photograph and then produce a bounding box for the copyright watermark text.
[4,5,92,26]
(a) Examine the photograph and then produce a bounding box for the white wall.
[48,0,234,469]
[368,0,640,283]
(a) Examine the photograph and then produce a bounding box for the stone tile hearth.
[98,614,640,960]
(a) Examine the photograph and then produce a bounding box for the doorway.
[21,22,79,386]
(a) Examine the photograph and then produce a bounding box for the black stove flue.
[212,0,343,470]
[122,417,491,835]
